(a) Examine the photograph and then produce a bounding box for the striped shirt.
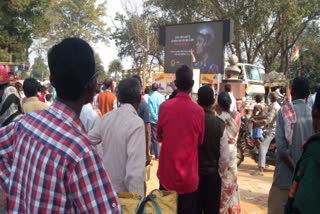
[0,101,121,213]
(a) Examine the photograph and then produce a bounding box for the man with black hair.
[196,86,229,214]
[97,77,117,115]
[309,83,320,109]
[251,92,280,176]
[148,82,165,159]
[268,77,313,214]
[143,86,150,103]
[89,77,146,197]
[157,65,205,214]
[0,38,120,213]
[22,78,48,113]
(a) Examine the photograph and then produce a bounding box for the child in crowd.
[45,94,53,106]
[251,94,264,146]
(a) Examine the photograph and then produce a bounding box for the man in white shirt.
[80,103,100,132]
[225,84,237,112]
[143,86,150,104]
[89,77,146,196]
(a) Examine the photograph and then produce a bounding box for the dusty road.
[146,157,274,214]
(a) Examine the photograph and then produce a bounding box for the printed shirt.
[157,92,205,194]
[274,99,313,189]
[0,86,22,125]
[0,101,121,213]
[148,91,165,124]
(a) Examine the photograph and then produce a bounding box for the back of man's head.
[269,92,278,102]
[117,78,141,105]
[104,78,113,89]
[198,85,214,107]
[151,83,158,92]
[255,94,263,103]
[48,38,95,101]
[291,77,310,100]
[225,84,232,93]
[46,93,53,102]
[23,78,40,98]
[144,86,150,95]
[175,65,194,92]
[132,75,142,87]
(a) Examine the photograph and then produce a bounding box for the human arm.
[276,111,295,172]
[146,123,151,155]
[69,150,121,213]
[198,109,205,145]
[0,122,15,192]
[219,130,230,175]
[125,122,146,196]
[113,98,118,110]
[157,106,164,142]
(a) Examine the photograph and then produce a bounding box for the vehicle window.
[245,66,261,81]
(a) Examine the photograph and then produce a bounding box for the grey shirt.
[137,99,150,124]
[273,99,313,189]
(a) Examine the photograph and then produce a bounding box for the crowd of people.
[0,37,318,214]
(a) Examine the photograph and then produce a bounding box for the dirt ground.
[146,157,273,214]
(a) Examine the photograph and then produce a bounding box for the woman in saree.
[215,92,241,214]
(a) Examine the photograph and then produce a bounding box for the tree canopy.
[108,59,123,81]
[0,0,108,64]
[0,0,50,62]
[30,55,49,81]
[144,0,320,74]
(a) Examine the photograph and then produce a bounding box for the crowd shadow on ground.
[237,158,274,213]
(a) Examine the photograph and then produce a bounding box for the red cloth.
[39,92,45,103]
[157,92,205,194]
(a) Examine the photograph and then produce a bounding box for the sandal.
[250,170,264,176]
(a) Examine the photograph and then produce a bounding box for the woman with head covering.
[215,92,241,214]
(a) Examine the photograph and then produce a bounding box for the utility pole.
[142,34,149,88]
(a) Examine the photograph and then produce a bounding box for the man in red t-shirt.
[157,65,205,214]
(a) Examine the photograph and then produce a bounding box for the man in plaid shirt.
[0,38,121,213]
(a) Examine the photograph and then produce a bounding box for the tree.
[30,56,49,81]
[111,1,167,86]
[41,0,108,49]
[95,52,106,83]
[147,0,320,74]
[108,59,123,81]
[18,71,30,80]
[290,23,320,86]
[0,0,51,62]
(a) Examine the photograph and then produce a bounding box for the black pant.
[159,184,197,214]
[196,173,221,214]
